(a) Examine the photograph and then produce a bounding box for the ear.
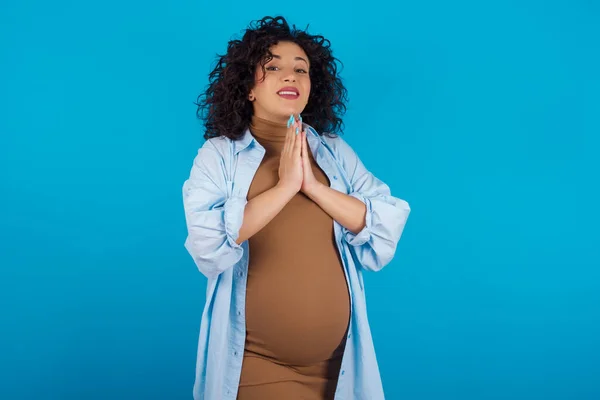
[248,90,255,101]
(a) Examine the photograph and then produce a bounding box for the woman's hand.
[277,117,303,194]
[300,128,321,195]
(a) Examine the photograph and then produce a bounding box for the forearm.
[236,183,297,244]
[304,182,367,234]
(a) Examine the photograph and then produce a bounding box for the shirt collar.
[233,123,323,156]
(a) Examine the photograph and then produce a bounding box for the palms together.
[300,129,319,194]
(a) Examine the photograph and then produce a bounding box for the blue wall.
[1,1,599,399]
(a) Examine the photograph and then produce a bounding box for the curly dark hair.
[196,16,348,141]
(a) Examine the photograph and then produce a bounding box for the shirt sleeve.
[182,140,246,279]
[334,137,411,272]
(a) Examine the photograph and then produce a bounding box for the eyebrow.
[270,54,309,65]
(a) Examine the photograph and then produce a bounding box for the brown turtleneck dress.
[236,115,351,399]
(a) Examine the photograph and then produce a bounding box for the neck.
[249,115,289,155]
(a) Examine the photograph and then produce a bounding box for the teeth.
[278,91,298,95]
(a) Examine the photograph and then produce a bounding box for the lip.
[277,86,300,99]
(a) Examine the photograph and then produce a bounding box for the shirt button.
[234,351,238,356]
[341,370,345,375]
[333,175,338,180]
[347,333,351,339]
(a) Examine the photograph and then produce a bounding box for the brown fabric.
[238,115,350,399]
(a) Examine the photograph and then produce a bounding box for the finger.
[287,119,299,155]
[301,130,309,164]
[293,124,302,158]
[300,130,306,163]
[283,121,292,156]
[294,119,300,136]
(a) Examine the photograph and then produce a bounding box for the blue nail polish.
[287,114,295,128]
[295,127,299,135]
[298,114,303,123]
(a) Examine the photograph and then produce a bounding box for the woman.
[182,16,411,400]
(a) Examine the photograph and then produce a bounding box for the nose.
[283,71,296,82]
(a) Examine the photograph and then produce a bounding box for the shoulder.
[193,135,233,166]
[318,130,359,163]
[199,136,231,160]
[189,136,231,184]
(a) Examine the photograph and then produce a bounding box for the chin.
[282,105,304,116]
[272,108,296,120]
[262,103,303,122]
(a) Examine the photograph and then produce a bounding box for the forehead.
[268,41,309,62]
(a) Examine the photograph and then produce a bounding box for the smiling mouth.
[277,89,300,99]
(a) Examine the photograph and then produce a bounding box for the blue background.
[1,1,599,399]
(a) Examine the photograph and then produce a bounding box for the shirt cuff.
[343,192,372,246]
[223,196,247,248]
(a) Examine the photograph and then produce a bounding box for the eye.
[266,65,279,71]
[296,68,308,74]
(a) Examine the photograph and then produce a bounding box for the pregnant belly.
[244,258,351,366]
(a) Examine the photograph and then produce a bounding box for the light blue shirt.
[182,123,411,400]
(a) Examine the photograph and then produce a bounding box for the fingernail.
[299,114,303,123]
[287,114,295,128]
[295,127,299,135]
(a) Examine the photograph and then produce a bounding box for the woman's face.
[249,41,311,123]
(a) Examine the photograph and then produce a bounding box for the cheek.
[252,83,270,100]
[254,74,275,94]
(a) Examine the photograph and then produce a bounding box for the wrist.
[302,181,325,199]
[275,181,300,199]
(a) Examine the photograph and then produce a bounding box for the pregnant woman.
[182,15,411,400]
